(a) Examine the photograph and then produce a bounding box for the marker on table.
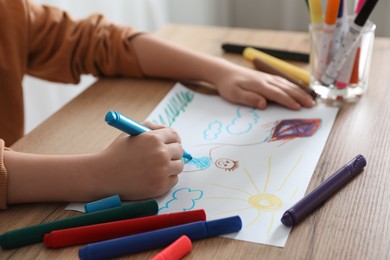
[78,215,242,260]
[253,58,317,99]
[84,194,122,213]
[44,209,206,248]
[281,154,367,227]
[105,110,192,162]
[317,0,340,78]
[221,43,309,63]
[151,235,192,260]
[0,200,158,249]
[320,0,379,85]
[243,47,310,85]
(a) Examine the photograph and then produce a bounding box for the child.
[0,0,315,209]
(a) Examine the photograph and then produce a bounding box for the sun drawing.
[205,154,302,235]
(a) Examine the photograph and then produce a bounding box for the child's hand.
[211,64,315,110]
[95,122,184,200]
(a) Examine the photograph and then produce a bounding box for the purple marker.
[281,154,366,227]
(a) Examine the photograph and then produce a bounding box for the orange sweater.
[0,0,145,208]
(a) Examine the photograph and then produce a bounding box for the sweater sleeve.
[0,139,8,209]
[25,0,145,84]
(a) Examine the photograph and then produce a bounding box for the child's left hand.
[210,63,315,110]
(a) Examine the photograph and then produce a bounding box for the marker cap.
[280,211,294,227]
[105,110,150,135]
[346,154,367,176]
[105,110,118,124]
[151,235,192,260]
[206,216,242,237]
[355,0,379,27]
[84,195,122,213]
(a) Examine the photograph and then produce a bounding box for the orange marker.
[350,48,361,84]
[317,0,341,78]
[324,0,341,26]
[350,0,366,84]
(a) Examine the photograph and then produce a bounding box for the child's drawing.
[159,188,203,213]
[184,117,321,173]
[205,154,302,235]
[266,118,321,143]
[183,145,239,173]
[147,83,339,247]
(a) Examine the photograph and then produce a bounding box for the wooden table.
[1,24,390,259]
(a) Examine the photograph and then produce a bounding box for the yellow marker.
[243,47,310,85]
[308,0,323,25]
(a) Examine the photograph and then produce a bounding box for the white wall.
[167,0,232,26]
[228,0,388,36]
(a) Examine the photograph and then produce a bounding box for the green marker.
[0,199,158,249]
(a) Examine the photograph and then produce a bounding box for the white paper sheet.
[147,83,339,247]
[66,82,339,247]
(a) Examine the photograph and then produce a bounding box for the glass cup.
[309,19,376,105]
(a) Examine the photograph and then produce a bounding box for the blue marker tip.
[182,151,192,161]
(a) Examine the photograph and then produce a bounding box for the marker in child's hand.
[105,111,192,162]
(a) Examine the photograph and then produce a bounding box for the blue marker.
[84,194,122,213]
[79,215,242,260]
[105,111,192,161]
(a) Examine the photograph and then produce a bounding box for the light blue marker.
[84,194,122,213]
[105,111,192,161]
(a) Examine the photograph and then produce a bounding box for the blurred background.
[25,0,388,134]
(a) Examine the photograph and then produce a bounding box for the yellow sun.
[205,154,302,235]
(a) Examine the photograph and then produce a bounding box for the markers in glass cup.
[334,0,366,89]
[320,0,379,86]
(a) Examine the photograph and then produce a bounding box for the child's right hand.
[95,122,184,200]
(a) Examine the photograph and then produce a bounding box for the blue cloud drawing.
[226,107,259,135]
[203,120,223,140]
[159,188,204,213]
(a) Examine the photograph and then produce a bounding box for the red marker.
[44,210,206,248]
[151,235,192,260]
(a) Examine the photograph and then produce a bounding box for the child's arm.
[26,1,313,111]
[131,34,315,110]
[4,123,183,205]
